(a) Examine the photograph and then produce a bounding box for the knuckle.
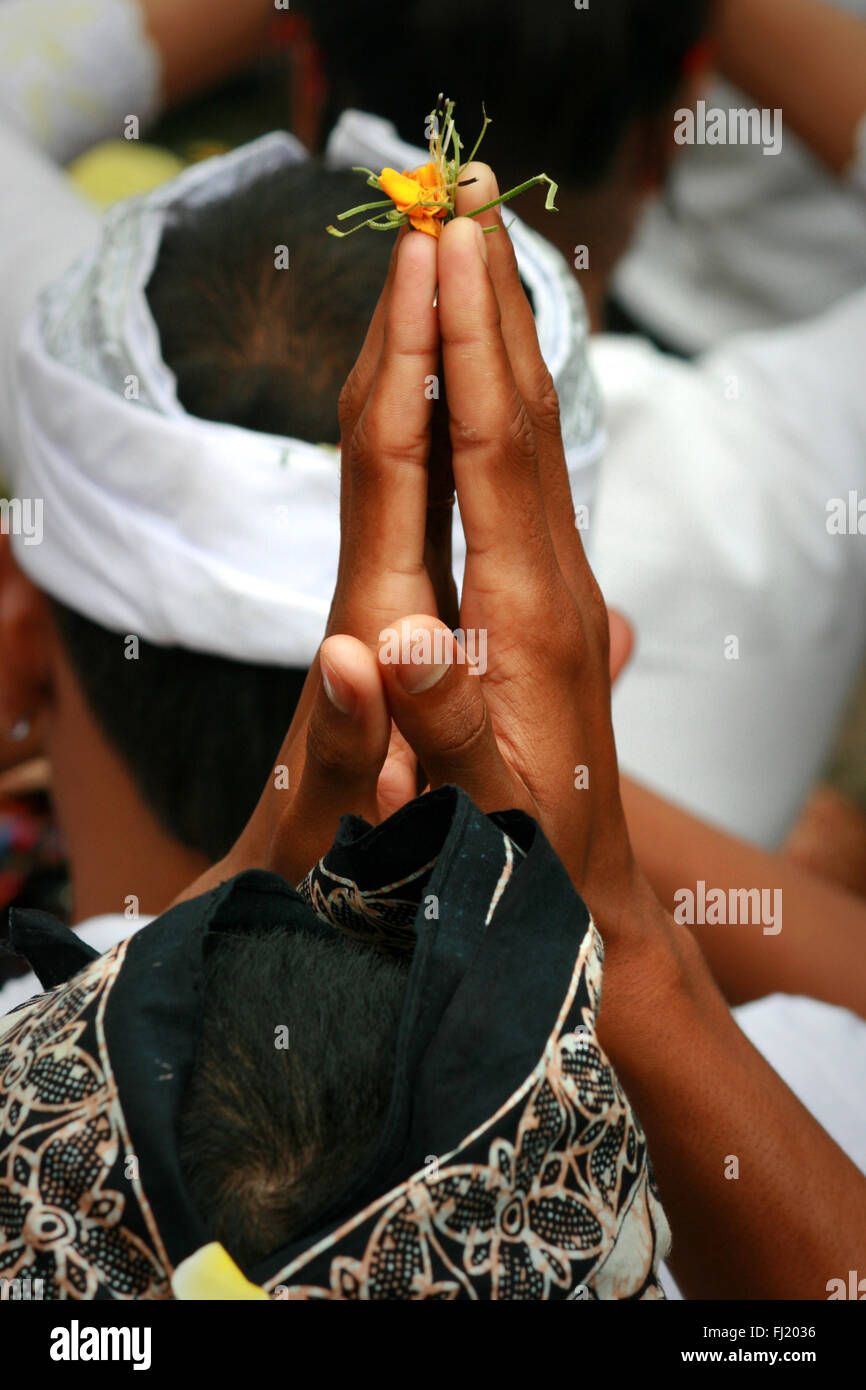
[345,411,384,485]
[305,710,351,778]
[508,566,556,629]
[529,363,562,435]
[509,399,540,459]
[354,403,427,475]
[496,398,539,474]
[447,385,535,462]
[423,679,492,763]
[584,570,610,645]
[348,406,375,460]
[338,371,360,435]
[541,603,585,674]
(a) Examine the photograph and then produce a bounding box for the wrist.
[592,869,718,1064]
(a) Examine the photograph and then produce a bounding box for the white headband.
[12,116,603,666]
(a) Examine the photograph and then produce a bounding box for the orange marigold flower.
[326,99,558,241]
[377,163,448,238]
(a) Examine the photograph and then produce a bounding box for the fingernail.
[321,656,356,716]
[396,657,450,695]
[474,220,489,266]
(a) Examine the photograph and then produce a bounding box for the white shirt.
[0,0,161,162]
[590,288,866,847]
[0,0,161,475]
[613,0,866,352]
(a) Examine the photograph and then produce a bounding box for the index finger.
[333,229,440,632]
[338,226,407,435]
[456,164,582,589]
[337,226,407,534]
[438,216,555,581]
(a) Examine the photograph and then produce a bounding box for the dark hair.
[50,599,307,861]
[145,162,393,443]
[52,164,392,862]
[307,0,716,189]
[177,927,407,1270]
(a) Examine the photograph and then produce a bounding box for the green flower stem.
[462,173,559,221]
[464,104,491,167]
[329,104,559,239]
[327,211,407,238]
[335,198,395,221]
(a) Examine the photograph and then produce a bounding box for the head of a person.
[306,0,717,274]
[177,925,408,1270]
[0,164,392,891]
[0,897,410,1287]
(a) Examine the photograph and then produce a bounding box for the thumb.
[278,635,392,881]
[608,608,634,686]
[377,615,519,812]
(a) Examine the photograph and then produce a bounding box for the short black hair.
[50,599,307,862]
[177,926,408,1270]
[307,0,716,189]
[145,162,393,443]
[52,163,392,863]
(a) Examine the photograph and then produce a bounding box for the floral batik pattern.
[0,813,671,1302]
[268,925,670,1301]
[0,948,168,1300]
[298,856,439,957]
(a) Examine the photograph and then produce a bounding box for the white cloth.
[9,116,602,666]
[12,133,338,665]
[614,2,866,355]
[0,0,162,164]
[0,913,150,1015]
[590,289,866,846]
[0,118,100,477]
[735,994,866,1173]
[613,0,866,353]
[0,0,164,478]
[615,104,866,353]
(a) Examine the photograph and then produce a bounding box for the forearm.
[140,0,274,106]
[715,0,866,173]
[621,775,866,1019]
[597,901,866,1299]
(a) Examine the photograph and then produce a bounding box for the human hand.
[368,169,660,970]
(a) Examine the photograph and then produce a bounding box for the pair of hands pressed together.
[188,163,672,999]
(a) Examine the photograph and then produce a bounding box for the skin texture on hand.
[372,169,648,953]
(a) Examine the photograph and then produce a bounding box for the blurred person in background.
[612,0,866,351]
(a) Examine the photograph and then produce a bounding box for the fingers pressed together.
[297,178,629,909]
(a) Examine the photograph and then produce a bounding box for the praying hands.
[179,163,641,951]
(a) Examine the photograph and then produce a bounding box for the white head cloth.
[13,116,603,666]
